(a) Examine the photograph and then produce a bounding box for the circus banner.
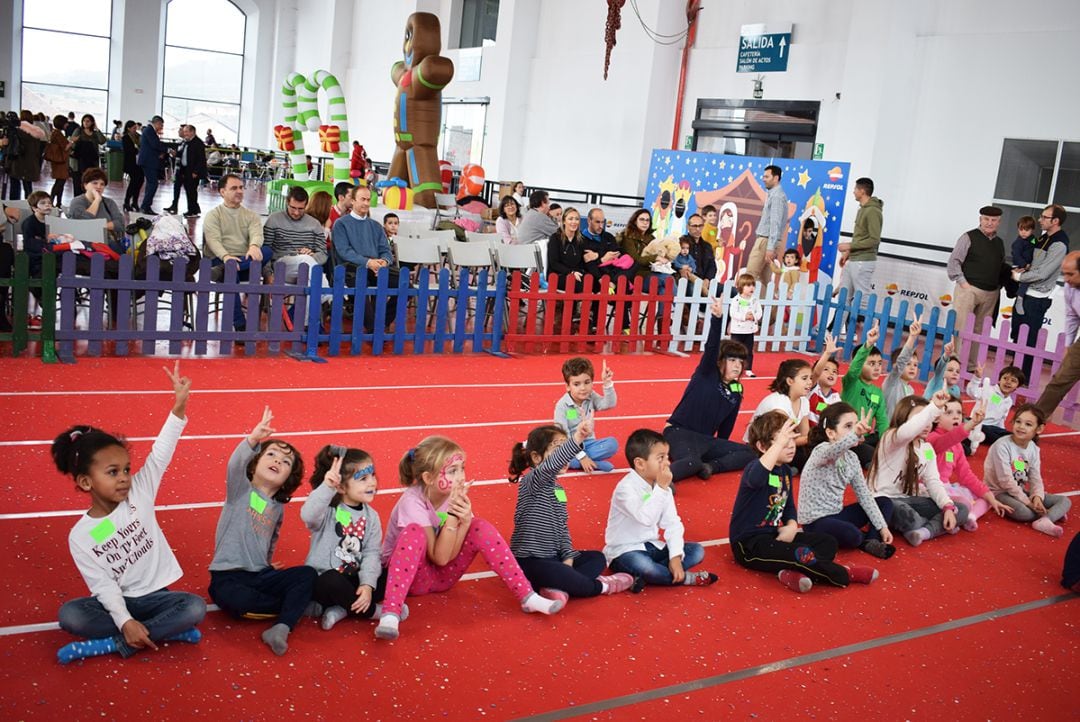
[643,150,852,285]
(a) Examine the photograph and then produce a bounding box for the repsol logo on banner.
[822,183,844,191]
[874,283,930,301]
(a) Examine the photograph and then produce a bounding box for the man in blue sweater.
[663,298,757,481]
[331,186,398,331]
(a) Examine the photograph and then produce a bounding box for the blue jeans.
[211,257,271,330]
[57,589,207,657]
[568,437,619,471]
[609,541,705,585]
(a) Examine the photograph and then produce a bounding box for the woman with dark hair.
[68,167,124,243]
[548,207,599,332]
[618,209,659,280]
[122,120,143,212]
[69,114,106,197]
[495,195,522,244]
[44,114,72,206]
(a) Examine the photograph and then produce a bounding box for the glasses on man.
[688,223,704,229]
[1039,215,1054,221]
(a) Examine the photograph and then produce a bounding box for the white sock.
[375,614,400,640]
[520,591,564,615]
[599,580,609,594]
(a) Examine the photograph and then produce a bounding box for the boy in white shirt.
[966,364,1025,447]
[603,430,718,587]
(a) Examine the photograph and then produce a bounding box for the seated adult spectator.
[495,195,522,244]
[618,209,659,281]
[582,207,633,331]
[67,168,124,243]
[679,213,717,283]
[264,186,328,284]
[331,185,398,331]
[548,203,563,225]
[518,190,559,245]
[547,207,598,333]
[202,173,272,332]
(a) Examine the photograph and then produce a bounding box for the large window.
[993,139,1080,251]
[162,0,246,146]
[21,0,112,123]
[457,0,498,49]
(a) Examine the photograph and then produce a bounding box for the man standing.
[745,165,789,285]
[203,173,271,331]
[1012,205,1069,380]
[837,177,883,301]
[947,206,1010,371]
[679,213,717,283]
[1035,251,1080,418]
[180,125,206,217]
[331,186,398,331]
[264,186,327,283]
[517,190,559,245]
[136,115,167,214]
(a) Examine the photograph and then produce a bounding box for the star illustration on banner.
[718,160,726,169]
[797,170,812,188]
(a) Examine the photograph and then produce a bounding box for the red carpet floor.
[0,352,1077,720]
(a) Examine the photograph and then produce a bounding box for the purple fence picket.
[959,314,1071,408]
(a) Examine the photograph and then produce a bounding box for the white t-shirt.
[744,392,810,442]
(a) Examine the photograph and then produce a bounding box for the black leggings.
[731,531,850,587]
[516,551,607,598]
[313,568,388,619]
[125,167,145,209]
[50,177,67,206]
[208,566,317,630]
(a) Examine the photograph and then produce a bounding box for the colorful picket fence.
[0,252,57,362]
[502,272,673,354]
[957,314,1079,422]
[667,278,817,355]
[815,284,957,382]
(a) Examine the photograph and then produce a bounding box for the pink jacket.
[928,426,989,498]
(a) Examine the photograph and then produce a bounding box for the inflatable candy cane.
[281,72,310,179]
[296,70,351,184]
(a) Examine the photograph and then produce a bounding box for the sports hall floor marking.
[512,593,1080,721]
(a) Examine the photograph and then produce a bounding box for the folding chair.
[397,221,431,240]
[46,217,108,244]
[446,240,498,330]
[416,229,458,252]
[433,193,459,226]
[395,237,445,325]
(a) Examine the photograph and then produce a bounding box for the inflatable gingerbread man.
[390,12,454,209]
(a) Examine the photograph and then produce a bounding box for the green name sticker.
[738,299,750,307]
[870,394,880,404]
[923,448,935,461]
[768,474,781,488]
[991,393,1003,404]
[437,511,448,525]
[1014,459,1026,472]
[249,491,267,515]
[566,408,579,420]
[730,383,743,393]
[89,518,116,544]
[335,507,352,526]
[554,488,568,503]
[945,451,955,462]
[642,492,652,502]
[816,402,828,412]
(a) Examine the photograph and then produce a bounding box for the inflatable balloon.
[439,159,453,193]
[281,73,310,179]
[280,69,351,182]
[390,13,454,208]
[457,163,485,200]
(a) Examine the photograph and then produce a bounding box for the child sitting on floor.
[840,321,889,450]
[603,429,718,587]
[746,359,815,471]
[808,332,842,427]
[207,407,316,656]
[553,357,618,473]
[53,363,206,664]
[966,364,1025,448]
[729,411,878,593]
[983,405,1072,538]
[925,339,963,398]
[883,317,922,418]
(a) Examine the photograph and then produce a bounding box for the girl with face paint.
[374,436,564,640]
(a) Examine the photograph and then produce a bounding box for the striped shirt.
[509,437,583,560]
[263,211,328,264]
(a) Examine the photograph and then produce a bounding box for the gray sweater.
[1017,232,1068,297]
[553,385,617,441]
[797,431,887,530]
[883,342,915,419]
[300,482,383,587]
[208,440,284,572]
[518,208,558,245]
[264,211,328,265]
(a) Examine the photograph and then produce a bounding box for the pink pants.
[947,483,989,521]
[381,519,534,616]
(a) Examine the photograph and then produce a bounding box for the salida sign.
[737,23,792,73]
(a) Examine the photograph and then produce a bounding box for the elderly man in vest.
[947,205,1010,371]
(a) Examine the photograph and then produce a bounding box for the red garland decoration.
[604,0,625,80]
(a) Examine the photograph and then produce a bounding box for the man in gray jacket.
[1011,204,1069,380]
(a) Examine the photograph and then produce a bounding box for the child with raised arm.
[808,332,842,426]
[799,403,896,559]
[301,445,389,631]
[207,407,316,656]
[925,339,963,398]
[984,405,1072,538]
[928,396,1012,532]
[664,298,757,481]
[728,273,763,376]
[883,317,922,418]
[509,418,636,602]
[730,412,879,593]
[375,436,563,640]
[554,357,618,473]
[840,321,888,449]
[746,359,815,471]
[868,392,970,547]
[53,363,206,664]
[966,364,1024,447]
[604,429,718,587]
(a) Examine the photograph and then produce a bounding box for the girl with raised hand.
[746,358,815,471]
[54,362,206,664]
[799,403,896,559]
[207,407,316,656]
[509,415,636,606]
[375,436,564,641]
[302,445,393,631]
[867,392,970,547]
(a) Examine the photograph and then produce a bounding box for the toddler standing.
[728,273,763,377]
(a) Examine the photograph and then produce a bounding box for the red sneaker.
[843,564,879,585]
[778,569,812,593]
